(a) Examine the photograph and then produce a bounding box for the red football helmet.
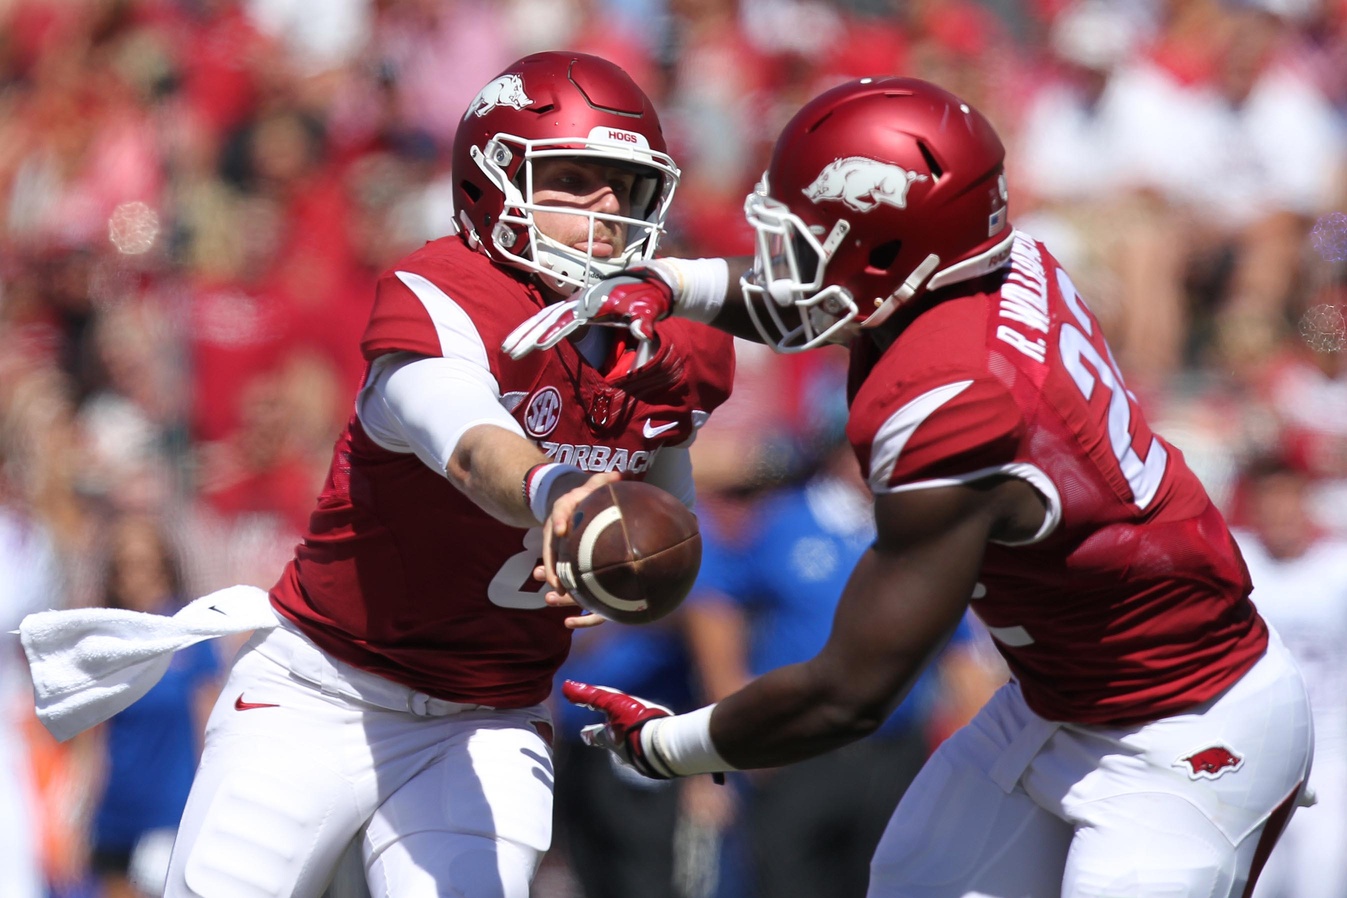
[742,77,1014,352]
[453,52,680,296]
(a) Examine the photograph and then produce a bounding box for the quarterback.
[157,52,734,897]
[518,77,1313,898]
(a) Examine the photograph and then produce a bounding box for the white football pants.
[1250,739,1347,898]
[869,630,1313,898]
[163,621,555,898]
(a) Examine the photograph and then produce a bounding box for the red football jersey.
[846,232,1266,726]
[270,236,736,707]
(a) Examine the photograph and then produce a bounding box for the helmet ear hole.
[867,240,902,273]
[459,181,482,203]
[916,141,943,179]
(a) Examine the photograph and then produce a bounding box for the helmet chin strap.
[926,230,1016,292]
[862,254,940,331]
[534,234,627,297]
[860,229,1018,331]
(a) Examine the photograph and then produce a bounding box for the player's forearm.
[706,541,974,767]
[447,424,586,529]
[638,661,890,777]
[653,548,953,773]
[708,660,895,767]
[655,255,762,342]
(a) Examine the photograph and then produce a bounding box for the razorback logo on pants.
[1177,745,1244,779]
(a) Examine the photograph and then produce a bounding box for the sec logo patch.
[524,386,562,437]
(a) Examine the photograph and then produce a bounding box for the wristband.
[645,258,729,324]
[640,704,735,776]
[523,462,584,525]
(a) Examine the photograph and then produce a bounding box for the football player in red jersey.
[160,53,734,898]
[516,77,1314,897]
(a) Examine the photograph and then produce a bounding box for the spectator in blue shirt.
[552,617,698,898]
[88,515,221,898]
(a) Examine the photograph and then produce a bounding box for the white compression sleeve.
[640,705,735,776]
[644,257,729,323]
[357,352,525,476]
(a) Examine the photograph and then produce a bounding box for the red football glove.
[578,268,676,343]
[501,269,676,361]
[562,679,676,779]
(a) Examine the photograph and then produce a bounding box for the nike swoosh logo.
[643,419,679,438]
[234,694,280,711]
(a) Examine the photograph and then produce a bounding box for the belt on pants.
[254,619,486,718]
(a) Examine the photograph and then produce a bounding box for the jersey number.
[979,266,1172,652]
[487,527,549,609]
[1055,269,1167,510]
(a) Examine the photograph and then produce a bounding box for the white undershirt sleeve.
[356,351,526,476]
[642,446,696,509]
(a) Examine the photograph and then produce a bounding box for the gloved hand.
[502,269,676,361]
[562,679,676,779]
[501,300,579,359]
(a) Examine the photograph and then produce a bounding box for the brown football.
[554,480,702,624]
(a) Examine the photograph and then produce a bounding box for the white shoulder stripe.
[878,462,1063,544]
[867,380,974,493]
[394,270,490,368]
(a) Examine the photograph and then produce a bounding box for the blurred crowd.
[0,0,1345,896]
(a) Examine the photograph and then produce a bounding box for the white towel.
[18,585,279,742]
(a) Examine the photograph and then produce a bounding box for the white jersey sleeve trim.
[867,380,974,493]
[394,270,491,366]
[357,352,525,475]
[877,461,1062,545]
[679,409,712,448]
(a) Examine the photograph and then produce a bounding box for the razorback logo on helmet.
[1176,745,1244,780]
[803,157,929,213]
[467,74,533,119]
[523,386,562,437]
